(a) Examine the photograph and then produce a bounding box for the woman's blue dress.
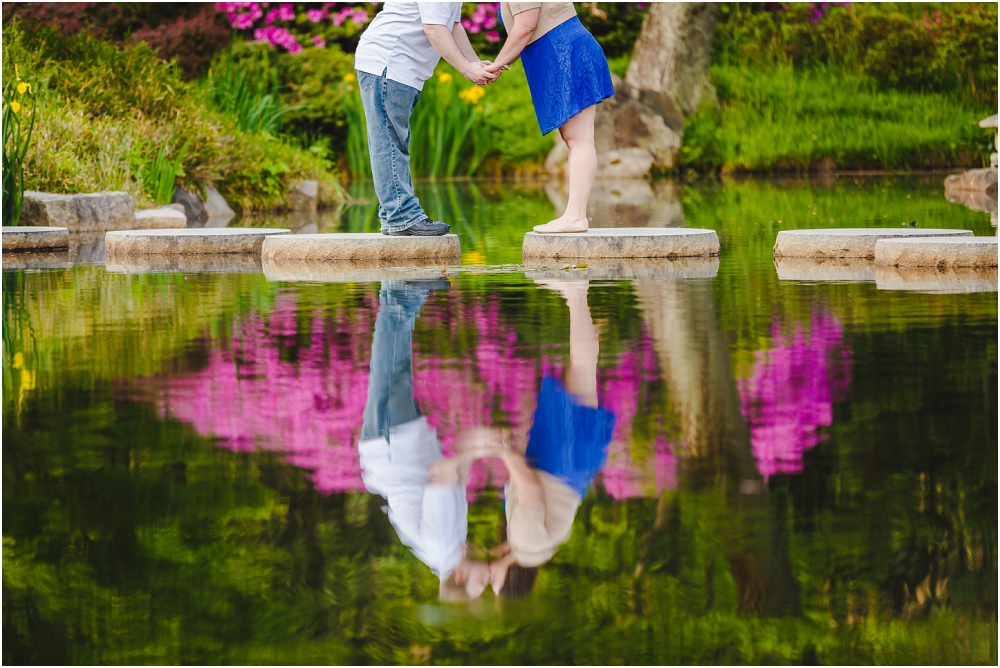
[499,11,615,135]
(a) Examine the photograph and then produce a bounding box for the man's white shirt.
[355,2,463,91]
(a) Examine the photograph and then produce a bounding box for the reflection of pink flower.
[138,290,674,501]
[311,35,326,48]
[738,312,852,480]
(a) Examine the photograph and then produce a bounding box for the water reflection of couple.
[358,279,615,601]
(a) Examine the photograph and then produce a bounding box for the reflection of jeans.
[357,69,427,233]
[361,282,429,441]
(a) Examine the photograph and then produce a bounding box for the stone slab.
[875,266,998,294]
[21,191,135,231]
[261,233,461,262]
[774,257,875,283]
[106,254,263,274]
[524,257,719,280]
[2,250,72,270]
[773,228,973,259]
[134,207,188,229]
[2,226,70,251]
[874,236,998,268]
[105,228,290,256]
[522,228,719,259]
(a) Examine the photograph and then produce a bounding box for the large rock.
[134,207,188,229]
[288,180,319,213]
[546,75,682,179]
[545,178,685,227]
[21,191,135,231]
[203,184,236,224]
[171,186,209,226]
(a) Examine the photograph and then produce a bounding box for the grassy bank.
[682,65,994,173]
[3,22,342,213]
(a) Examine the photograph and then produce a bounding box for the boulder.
[545,178,685,227]
[203,184,236,222]
[21,191,135,231]
[171,186,208,226]
[546,75,682,179]
[134,206,188,229]
[288,180,319,213]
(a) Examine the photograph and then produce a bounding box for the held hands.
[483,61,509,78]
[463,60,498,86]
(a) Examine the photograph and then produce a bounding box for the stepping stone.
[263,258,456,283]
[2,226,69,251]
[875,266,998,294]
[261,233,461,263]
[522,228,719,260]
[134,206,188,229]
[22,191,135,231]
[106,254,263,274]
[773,228,973,258]
[524,257,718,280]
[774,257,875,283]
[874,236,998,268]
[105,228,290,256]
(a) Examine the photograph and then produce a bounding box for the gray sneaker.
[389,219,450,236]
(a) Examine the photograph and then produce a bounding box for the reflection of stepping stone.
[105,228,290,256]
[522,228,719,259]
[263,258,457,283]
[875,265,998,294]
[2,250,72,270]
[262,233,461,263]
[524,256,719,280]
[774,256,875,283]
[2,226,69,251]
[773,228,972,258]
[874,236,998,268]
[106,254,263,274]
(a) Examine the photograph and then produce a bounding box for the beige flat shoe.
[532,218,589,234]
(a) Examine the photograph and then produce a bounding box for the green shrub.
[715,3,998,103]
[204,41,294,136]
[278,43,356,151]
[3,21,341,212]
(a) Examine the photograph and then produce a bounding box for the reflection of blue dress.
[525,377,616,498]
[499,12,615,135]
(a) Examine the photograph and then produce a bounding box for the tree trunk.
[625,2,718,117]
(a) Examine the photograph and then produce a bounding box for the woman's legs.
[534,105,597,233]
[533,279,599,407]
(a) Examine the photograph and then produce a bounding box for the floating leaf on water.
[574,263,588,269]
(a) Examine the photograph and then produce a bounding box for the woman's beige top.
[505,471,581,567]
[500,2,577,45]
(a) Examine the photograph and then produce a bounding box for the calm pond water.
[3,176,997,665]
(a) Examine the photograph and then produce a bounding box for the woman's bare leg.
[534,106,597,233]
[533,279,599,407]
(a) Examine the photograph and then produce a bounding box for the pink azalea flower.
[311,34,326,48]
[485,30,499,42]
[307,8,329,22]
[351,8,369,24]
[264,8,278,24]
[483,16,497,29]
[234,12,255,29]
[334,6,354,25]
[276,2,295,21]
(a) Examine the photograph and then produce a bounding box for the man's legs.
[361,282,430,441]
[358,70,428,234]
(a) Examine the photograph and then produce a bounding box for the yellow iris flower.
[10,101,20,113]
[458,86,485,105]
[344,72,356,82]
[17,82,27,94]
[437,71,453,84]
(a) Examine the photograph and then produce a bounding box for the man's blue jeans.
[357,70,427,234]
[361,282,428,441]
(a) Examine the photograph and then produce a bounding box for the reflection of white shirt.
[359,417,466,578]
[355,2,462,91]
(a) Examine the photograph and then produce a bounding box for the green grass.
[683,64,995,173]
